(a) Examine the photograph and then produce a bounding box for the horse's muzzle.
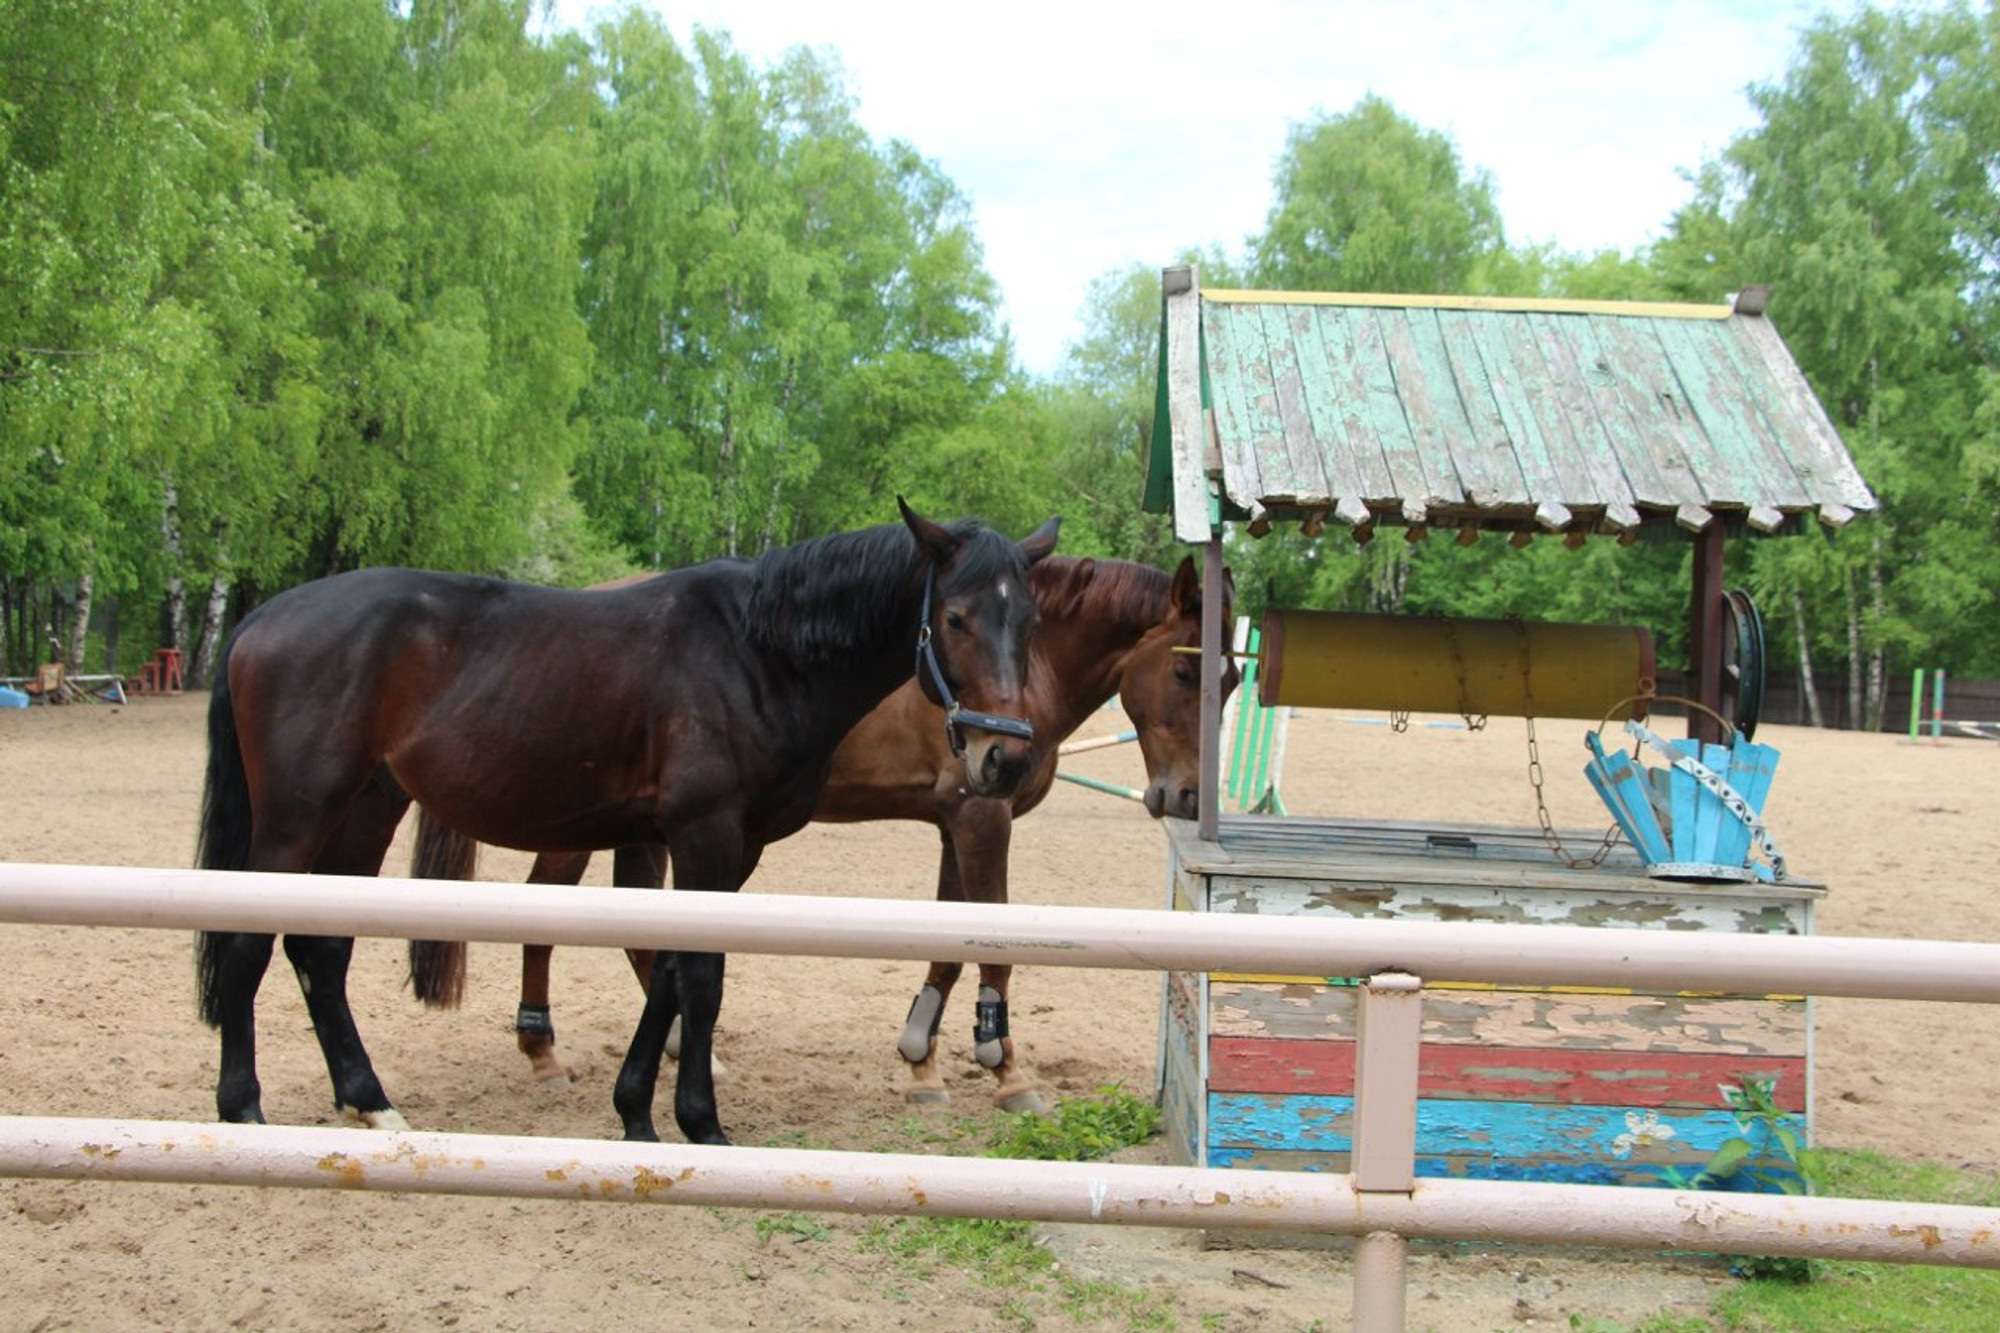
[1144,774,1198,820]
[966,733,1035,797]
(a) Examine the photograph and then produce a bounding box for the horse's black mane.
[1030,556,1169,627]
[745,517,1021,664]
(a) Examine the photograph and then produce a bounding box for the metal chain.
[1389,709,1411,733]
[1437,613,1488,731]
[1514,614,1626,870]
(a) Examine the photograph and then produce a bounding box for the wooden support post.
[1689,520,1726,745]
[1198,537,1226,841]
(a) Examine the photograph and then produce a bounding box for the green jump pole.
[1910,668,1924,741]
[1053,772,1144,802]
[1933,668,1947,741]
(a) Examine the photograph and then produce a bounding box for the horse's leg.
[615,823,742,1146]
[897,834,966,1106]
[204,931,279,1123]
[954,800,1046,1114]
[517,849,593,1083]
[617,842,666,995]
[283,779,412,1128]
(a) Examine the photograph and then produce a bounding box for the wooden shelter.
[1144,268,1879,1204]
[1144,267,1878,837]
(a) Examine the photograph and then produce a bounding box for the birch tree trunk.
[65,574,93,674]
[1792,590,1826,728]
[1844,567,1863,732]
[1864,540,1887,733]
[191,571,230,688]
[160,476,188,651]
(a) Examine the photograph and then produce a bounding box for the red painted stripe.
[1208,1037,1806,1111]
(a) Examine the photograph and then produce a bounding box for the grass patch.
[1704,1149,2000,1331]
[860,1085,1178,1328]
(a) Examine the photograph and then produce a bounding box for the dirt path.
[2,693,1994,1330]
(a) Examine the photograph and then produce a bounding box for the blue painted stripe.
[1209,1092,1803,1165]
[1203,1148,1799,1192]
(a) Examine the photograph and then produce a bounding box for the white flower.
[1611,1109,1678,1158]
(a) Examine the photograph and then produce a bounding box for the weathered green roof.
[1145,272,1877,544]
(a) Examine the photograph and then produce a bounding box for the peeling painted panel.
[1211,983,1806,1056]
[1209,1093,1795,1171]
[1208,1035,1806,1111]
[1208,876,1810,936]
[1207,1146,1801,1190]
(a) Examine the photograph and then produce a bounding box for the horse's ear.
[1169,555,1200,615]
[898,496,963,564]
[1017,516,1061,566]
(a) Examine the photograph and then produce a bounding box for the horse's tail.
[407,807,476,1010]
[194,630,252,1029]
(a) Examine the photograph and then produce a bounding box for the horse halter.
[915,566,1036,758]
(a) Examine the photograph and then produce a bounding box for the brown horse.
[409,554,1233,1111]
[194,501,1059,1145]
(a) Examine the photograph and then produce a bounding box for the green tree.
[1654,4,2000,719]
[1253,94,1503,294]
[255,0,595,580]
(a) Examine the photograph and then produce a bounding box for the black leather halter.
[915,566,1035,758]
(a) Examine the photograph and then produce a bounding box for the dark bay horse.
[409,554,1233,1112]
[194,501,1060,1144]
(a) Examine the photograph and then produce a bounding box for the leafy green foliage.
[1253,95,1503,294]
[8,1,2000,704]
[986,1084,1161,1163]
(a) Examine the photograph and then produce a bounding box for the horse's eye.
[1174,662,1197,685]
[945,610,968,633]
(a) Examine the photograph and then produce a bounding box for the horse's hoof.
[903,1086,951,1106]
[528,1054,575,1084]
[994,1088,1049,1116]
[342,1105,413,1131]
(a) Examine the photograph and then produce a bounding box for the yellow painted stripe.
[1200,289,1735,321]
[1209,972,1805,1001]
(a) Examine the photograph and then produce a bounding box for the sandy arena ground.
[2,691,1996,1330]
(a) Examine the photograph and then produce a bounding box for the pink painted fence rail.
[1,863,1997,1332]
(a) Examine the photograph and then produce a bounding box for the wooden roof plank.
[1198,303,1274,523]
[1501,312,1623,514]
[1649,316,1813,511]
[1310,306,1403,504]
[1284,301,1381,515]
[1432,308,1533,508]
[1377,307,1489,510]
[1561,315,1702,513]
[1163,275,1213,541]
[1576,315,1716,515]
[1525,313,1646,527]
[1256,303,1336,505]
[1458,309,1577,525]
[1346,307,1451,523]
[1726,316,1877,514]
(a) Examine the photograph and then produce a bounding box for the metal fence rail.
[3,862,1998,1332]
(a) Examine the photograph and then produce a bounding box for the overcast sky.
[546,1,1887,376]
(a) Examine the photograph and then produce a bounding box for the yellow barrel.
[1258,610,1654,721]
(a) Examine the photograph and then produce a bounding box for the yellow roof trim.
[1201,288,1736,321]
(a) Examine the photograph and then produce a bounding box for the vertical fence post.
[1350,970,1424,1333]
